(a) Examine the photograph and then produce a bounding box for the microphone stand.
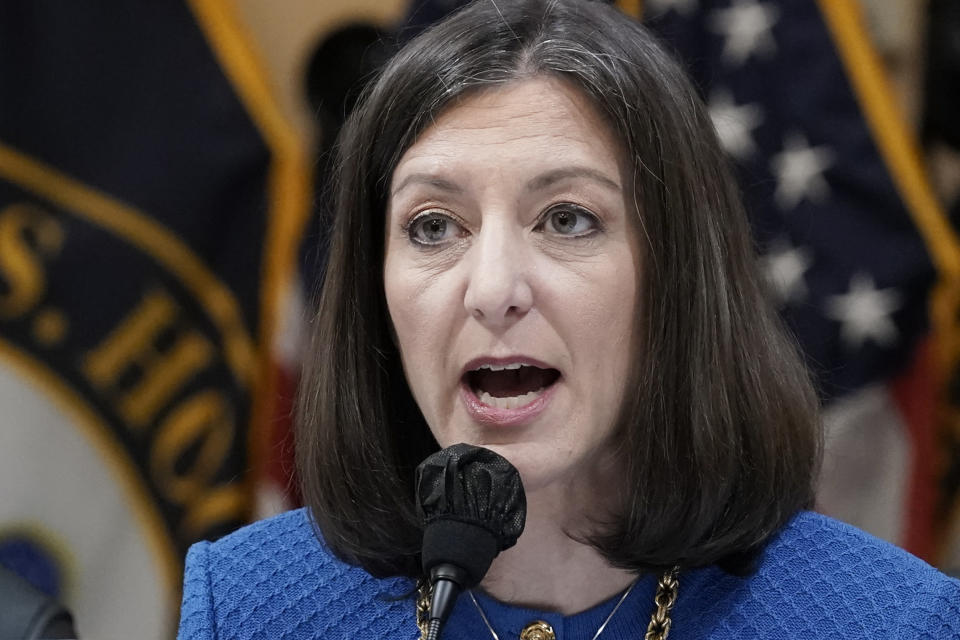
[425,564,468,640]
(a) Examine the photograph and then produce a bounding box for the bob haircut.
[297,0,821,578]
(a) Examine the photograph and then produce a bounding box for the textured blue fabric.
[178,509,960,639]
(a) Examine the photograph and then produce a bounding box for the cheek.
[383,259,461,403]
[578,259,637,345]
[559,253,639,406]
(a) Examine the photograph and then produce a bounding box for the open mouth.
[464,363,561,410]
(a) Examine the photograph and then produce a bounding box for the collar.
[440,572,662,640]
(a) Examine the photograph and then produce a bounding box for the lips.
[460,357,561,424]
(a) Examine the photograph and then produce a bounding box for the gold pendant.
[519,620,556,640]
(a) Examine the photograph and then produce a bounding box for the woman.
[178,1,960,638]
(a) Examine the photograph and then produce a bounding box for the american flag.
[637,0,960,566]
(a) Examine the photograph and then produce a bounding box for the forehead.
[390,76,624,187]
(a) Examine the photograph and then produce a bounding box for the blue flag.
[0,1,310,636]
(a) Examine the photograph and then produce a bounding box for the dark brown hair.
[296,0,821,578]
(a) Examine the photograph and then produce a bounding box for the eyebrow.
[525,166,621,193]
[390,165,621,198]
[390,174,464,197]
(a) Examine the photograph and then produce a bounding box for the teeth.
[477,362,525,371]
[477,388,544,409]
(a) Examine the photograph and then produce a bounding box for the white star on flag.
[770,132,834,210]
[824,272,903,349]
[645,0,698,17]
[709,88,764,161]
[707,0,780,66]
[761,238,813,306]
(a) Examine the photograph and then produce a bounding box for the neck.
[478,484,635,615]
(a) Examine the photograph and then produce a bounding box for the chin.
[472,441,576,495]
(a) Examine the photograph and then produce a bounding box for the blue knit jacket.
[178,509,959,639]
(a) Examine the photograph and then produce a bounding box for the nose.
[463,221,533,327]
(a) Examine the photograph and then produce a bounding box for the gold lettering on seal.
[150,389,246,536]
[82,289,213,428]
[0,203,63,319]
[151,390,232,503]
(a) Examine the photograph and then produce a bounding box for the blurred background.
[0,0,958,637]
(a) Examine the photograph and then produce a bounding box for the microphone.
[415,443,526,640]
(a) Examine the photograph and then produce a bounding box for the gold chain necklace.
[415,566,680,640]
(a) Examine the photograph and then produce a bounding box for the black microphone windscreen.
[416,443,526,582]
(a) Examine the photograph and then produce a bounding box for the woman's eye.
[407,213,463,245]
[540,205,599,236]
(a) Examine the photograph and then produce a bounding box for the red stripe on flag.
[890,338,939,560]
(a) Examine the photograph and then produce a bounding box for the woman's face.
[384,77,640,495]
